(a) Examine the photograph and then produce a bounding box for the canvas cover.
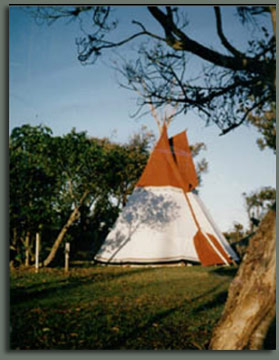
[95,125,238,265]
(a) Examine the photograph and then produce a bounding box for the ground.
[10,264,273,350]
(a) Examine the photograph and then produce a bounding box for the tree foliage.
[243,186,276,231]
[9,125,59,263]
[247,103,276,153]
[9,125,151,265]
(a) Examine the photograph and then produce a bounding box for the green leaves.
[9,125,152,264]
[10,125,57,233]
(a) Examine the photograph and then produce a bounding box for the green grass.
[10,265,238,350]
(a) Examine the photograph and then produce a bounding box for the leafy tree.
[225,222,245,243]
[247,103,275,153]
[72,128,155,259]
[223,222,249,260]
[243,186,276,231]
[100,127,153,208]
[9,125,59,265]
[9,126,110,266]
[42,130,109,266]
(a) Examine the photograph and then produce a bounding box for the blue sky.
[9,6,276,232]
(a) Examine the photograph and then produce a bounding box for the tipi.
[95,124,238,266]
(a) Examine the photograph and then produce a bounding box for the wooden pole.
[25,232,30,267]
[65,242,70,273]
[35,233,40,273]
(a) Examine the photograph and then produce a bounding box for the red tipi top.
[169,131,199,192]
[136,124,198,192]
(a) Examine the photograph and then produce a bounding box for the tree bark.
[43,191,89,267]
[209,204,276,350]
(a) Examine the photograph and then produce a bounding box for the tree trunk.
[209,204,276,350]
[10,228,17,267]
[43,191,89,267]
[25,232,30,266]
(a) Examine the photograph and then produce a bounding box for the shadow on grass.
[105,281,228,350]
[191,290,228,315]
[106,305,183,350]
[10,267,155,305]
[210,266,238,278]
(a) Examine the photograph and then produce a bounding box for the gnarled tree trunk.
[210,204,276,350]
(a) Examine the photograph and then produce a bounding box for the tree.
[42,130,109,266]
[9,126,115,266]
[100,127,153,208]
[225,222,245,243]
[9,125,59,265]
[30,5,276,348]
[243,186,276,231]
[32,5,275,150]
[210,203,276,350]
[247,103,276,153]
[84,128,155,257]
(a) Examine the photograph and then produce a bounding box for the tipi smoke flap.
[95,124,238,266]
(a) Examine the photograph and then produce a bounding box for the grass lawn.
[10,265,241,350]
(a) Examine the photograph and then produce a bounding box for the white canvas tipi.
[95,124,238,266]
